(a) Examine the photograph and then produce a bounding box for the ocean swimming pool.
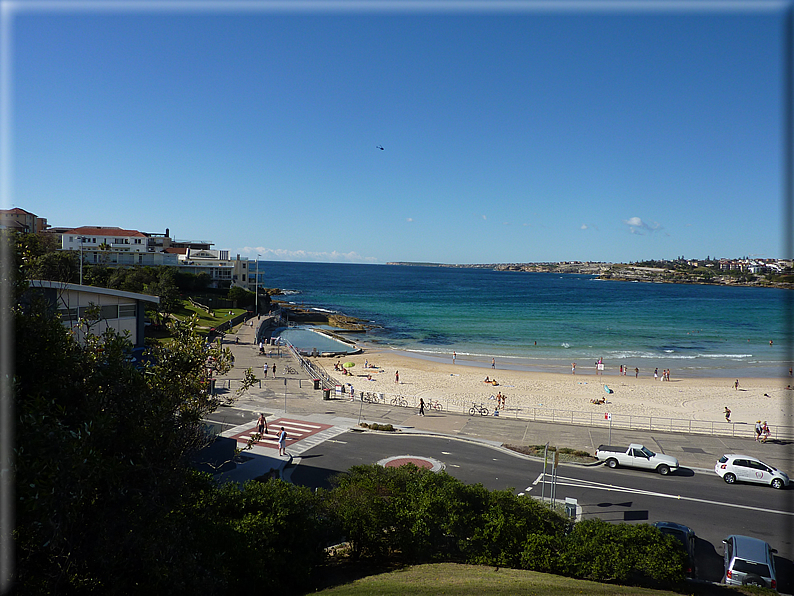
[272,327,358,355]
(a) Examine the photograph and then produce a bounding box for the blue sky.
[5,1,787,264]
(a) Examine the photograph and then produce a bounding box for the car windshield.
[733,560,771,577]
[718,456,728,463]
[641,447,655,458]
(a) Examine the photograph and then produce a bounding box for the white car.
[715,455,789,489]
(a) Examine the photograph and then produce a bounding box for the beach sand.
[330,349,793,429]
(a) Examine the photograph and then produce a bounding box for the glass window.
[101,305,119,320]
[118,304,136,318]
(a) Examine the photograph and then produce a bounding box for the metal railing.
[339,389,794,441]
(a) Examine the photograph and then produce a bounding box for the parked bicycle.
[391,396,408,407]
[429,399,444,411]
[284,365,298,375]
[469,402,489,417]
[362,392,380,404]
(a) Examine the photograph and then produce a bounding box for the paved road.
[212,319,794,591]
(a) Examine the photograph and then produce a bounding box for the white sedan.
[715,454,789,489]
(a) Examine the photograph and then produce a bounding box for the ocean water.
[257,261,792,378]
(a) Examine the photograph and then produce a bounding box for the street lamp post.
[78,236,85,285]
[255,254,260,315]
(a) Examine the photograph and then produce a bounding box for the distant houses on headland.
[387,258,794,289]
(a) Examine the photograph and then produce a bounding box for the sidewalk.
[215,319,793,483]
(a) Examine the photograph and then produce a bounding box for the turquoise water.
[273,327,357,355]
[258,262,792,378]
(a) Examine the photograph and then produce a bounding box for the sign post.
[605,412,612,444]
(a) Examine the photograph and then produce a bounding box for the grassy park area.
[313,563,761,596]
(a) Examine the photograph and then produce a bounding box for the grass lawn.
[312,562,758,596]
[171,300,248,330]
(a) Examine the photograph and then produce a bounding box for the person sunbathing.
[484,376,490,383]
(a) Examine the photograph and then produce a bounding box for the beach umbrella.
[343,362,355,368]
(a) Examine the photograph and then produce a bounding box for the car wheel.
[657,464,670,475]
[606,458,618,469]
[772,478,784,489]
[723,473,736,484]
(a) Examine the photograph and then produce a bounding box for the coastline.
[330,346,793,429]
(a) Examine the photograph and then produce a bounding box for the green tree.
[227,285,254,307]
[12,287,245,592]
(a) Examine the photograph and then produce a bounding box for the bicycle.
[469,402,489,417]
[284,365,298,375]
[362,392,379,404]
[391,396,408,407]
[429,399,444,411]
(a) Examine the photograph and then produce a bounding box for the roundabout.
[377,455,445,473]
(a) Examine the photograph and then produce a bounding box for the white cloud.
[581,224,588,230]
[240,247,378,263]
[406,217,413,222]
[482,215,487,220]
[623,217,662,235]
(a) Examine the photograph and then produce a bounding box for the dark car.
[653,521,696,578]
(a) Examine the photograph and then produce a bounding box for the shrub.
[557,519,686,590]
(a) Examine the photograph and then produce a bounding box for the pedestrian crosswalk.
[231,418,333,450]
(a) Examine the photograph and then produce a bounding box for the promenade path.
[212,318,793,484]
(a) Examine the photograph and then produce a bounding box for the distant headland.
[386,258,794,289]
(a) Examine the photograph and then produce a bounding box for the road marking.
[441,451,452,455]
[545,475,794,517]
[531,473,544,486]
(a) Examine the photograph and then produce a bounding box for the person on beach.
[755,420,763,441]
[734,379,739,390]
[495,391,502,410]
[272,363,276,378]
[571,363,576,375]
[635,367,639,378]
[263,362,268,378]
[395,370,399,384]
[724,406,731,422]
[492,358,495,369]
[654,368,658,381]
[418,398,425,416]
[277,427,287,456]
[453,351,456,364]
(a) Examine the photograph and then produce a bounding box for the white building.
[28,280,159,348]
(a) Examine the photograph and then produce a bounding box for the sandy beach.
[330,349,793,430]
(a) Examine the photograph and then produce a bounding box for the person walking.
[272,363,276,378]
[257,413,267,436]
[635,367,639,378]
[395,370,399,384]
[761,421,771,443]
[571,362,576,375]
[734,379,739,390]
[492,358,495,369]
[724,406,731,422]
[263,362,268,378]
[755,420,763,441]
[277,427,287,456]
[453,351,456,364]
[418,398,425,416]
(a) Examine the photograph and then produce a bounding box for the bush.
[557,519,686,590]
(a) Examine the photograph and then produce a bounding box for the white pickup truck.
[595,443,679,475]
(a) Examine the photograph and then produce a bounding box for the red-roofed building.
[0,207,48,233]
